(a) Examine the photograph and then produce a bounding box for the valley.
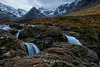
[0,0,100,67]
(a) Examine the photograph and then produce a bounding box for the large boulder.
[0,30,27,59]
[19,26,67,50]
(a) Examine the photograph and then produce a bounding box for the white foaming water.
[65,35,82,46]
[16,30,21,38]
[24,42,40,56]
[28,24,36,27]
[0,25,11,31]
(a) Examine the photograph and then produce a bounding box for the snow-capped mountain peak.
[38,7,55,17]
[0,2,27,18]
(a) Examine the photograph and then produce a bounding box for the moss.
[43,23,53,26]
[59,17,67,20]
[6,41,13,49]
[91,50,97,54]
[32,22,41,25]
[53,62,64,67]
[83,46,89,51]
[70,19,83,23]
[0,40,4,45]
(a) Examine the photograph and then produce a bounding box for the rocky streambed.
[0,23,100,67]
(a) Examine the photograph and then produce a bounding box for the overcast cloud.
[0,0,75,10]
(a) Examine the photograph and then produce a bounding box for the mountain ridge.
[0,2,27,20]
[65,0,100,16]
[0,0,100,20]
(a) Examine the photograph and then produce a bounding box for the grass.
[71,4,100,16]
[15,14,100,47]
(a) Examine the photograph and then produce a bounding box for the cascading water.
[24,42,40,56]
[16,30,21,38]
[65,35,82,46]
[0,25,11,31]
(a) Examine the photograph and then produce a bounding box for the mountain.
[0,0,100,20]
[38,7,54,17]
[70,4,100,16]
[19,7,46,20]
[53,0,82,17]
[65,0,100,16]
[53,4,69,16]
[0,2,27,20]
[53,0,100,16]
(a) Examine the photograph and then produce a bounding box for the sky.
[0,0,75,11]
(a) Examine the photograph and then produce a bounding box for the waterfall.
[65,35,82,46]
[0,25,11,31]
[24,42,40,56]
[16,30,21,38]
[28,24,36,27]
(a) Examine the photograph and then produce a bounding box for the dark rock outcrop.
[0,30,27,59]
[0,42,99,67]
[19,26,67,50]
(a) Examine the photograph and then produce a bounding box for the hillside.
[17,14,100,53]
[65,0,100,16]
[0,14,100,66]
[0,0,100,67]
[70,4,100,16]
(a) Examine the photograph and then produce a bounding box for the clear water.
[24,42,40,56]
[16,30,21,38]
[65,35,82,46]
[0,25,11,31]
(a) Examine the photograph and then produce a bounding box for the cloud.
[0,0,75,10]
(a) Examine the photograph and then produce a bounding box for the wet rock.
[45,26,62,37]
[3,53,12,58]
[33,42,99,66]
[9,29,18,35]
[0,43,99,67]
[0,30,26,59]
[19,26,67,50]
[9,23,23,29]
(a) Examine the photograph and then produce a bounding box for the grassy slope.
[18,14,100,44]
[70,4,100,16]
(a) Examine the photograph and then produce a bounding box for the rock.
[86,50,99,63]
[19,25,46,40]
[45,26,62,37]
[9,23,23,29]
[1,47,6,50]
[9,29,18,35]
[52,62,75,67]
[0,43,99,67]
[33,42,99,66]
[19,26,67,50]
[3,53,12,58]
[1,56,26,67]
[0,30,26,59]
[33,64,50,67]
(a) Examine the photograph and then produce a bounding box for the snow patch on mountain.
[74,0,81,5]
[38,7,55,17]
[54,3,69,16]
[0,2,27,17]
